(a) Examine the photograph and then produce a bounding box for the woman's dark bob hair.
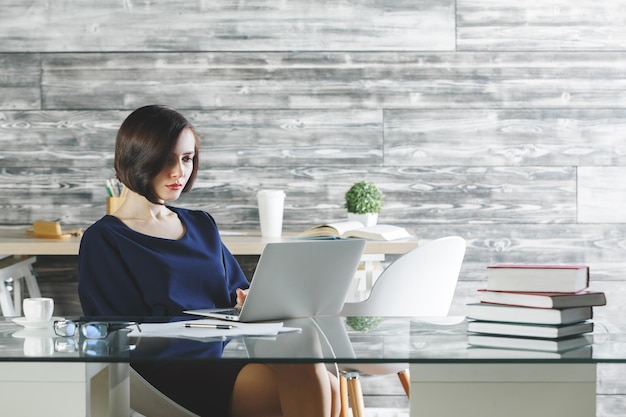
[114,105,199,204]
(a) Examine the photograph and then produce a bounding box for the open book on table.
[298,221,412,241]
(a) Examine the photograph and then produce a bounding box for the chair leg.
[397,369,410,398]
[0,278,16,316]
[346,372,365,417]
[0,256,40,317]
[21,257,41,298]
[339,375,350,417]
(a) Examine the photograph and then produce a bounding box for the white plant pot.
[347,212,378,227]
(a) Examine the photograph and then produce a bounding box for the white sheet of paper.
[128,319,294,340]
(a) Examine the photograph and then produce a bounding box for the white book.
[486,264,590,293]
[467,320,594,339]
[477,289,606,309]
[466,303,593,325]
[467,334,593,352]
[466,345,593,359]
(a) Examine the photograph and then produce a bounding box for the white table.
[0,362,129,417]
[0,317,614,417]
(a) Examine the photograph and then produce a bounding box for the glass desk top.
[1,316,625,364]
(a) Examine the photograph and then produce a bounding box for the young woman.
[78,105,340,417]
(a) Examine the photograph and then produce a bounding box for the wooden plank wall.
[1,1,626,413]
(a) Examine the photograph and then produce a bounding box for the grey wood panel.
[41,52,626,110]
[0,166,114,225]
[181,165,577,227]
[599,363,626,395]
[406,223,626,282]
[0,111,121,169]
[0,165,577,227]
[598,395,626,417]
[579,167,626,223]
[0,54,41,110]
[385,109,626,167]
[0,1,454,53]
[0,109,381,168]
[187,109,383,167]
[458,0,626,51]
[0,108,382,224]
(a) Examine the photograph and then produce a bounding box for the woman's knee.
[231,364,281,417]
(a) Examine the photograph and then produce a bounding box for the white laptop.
[184,239,366,322]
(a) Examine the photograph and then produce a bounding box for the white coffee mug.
[257,189,286,238]
[22,297,54,322]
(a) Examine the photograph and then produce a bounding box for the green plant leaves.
[344,181,384,214]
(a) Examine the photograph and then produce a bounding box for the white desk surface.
[0,228,418,256]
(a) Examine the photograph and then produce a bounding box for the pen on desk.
[184,323,237,329]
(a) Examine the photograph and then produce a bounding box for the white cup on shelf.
[257,190,286,238]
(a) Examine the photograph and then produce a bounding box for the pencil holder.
[106,197,126,215]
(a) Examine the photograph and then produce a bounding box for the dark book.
[477,289,606,309]
[486,264,590,293]
[466,303,593,325]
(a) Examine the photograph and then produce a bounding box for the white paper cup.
[22,297,54,322]
[257,190,286,237]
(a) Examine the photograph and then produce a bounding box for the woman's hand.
[235,288,248,308]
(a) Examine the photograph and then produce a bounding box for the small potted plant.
[345,316,383,332]
[344,181,384,227]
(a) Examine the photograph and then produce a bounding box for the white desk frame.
[410,363,596,417]
[0,361,129,417]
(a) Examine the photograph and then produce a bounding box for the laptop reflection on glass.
[184,239,366,322]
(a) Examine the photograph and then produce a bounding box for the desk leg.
[348,254,385,302]
[409,363,596,417]
[0,362,129,417]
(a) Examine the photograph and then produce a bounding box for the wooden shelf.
[0,228,418,256]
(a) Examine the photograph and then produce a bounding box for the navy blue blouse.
[78,206,249,317]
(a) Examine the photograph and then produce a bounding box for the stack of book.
[466,264,606,353]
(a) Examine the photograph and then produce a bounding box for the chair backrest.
[340,236,466,317]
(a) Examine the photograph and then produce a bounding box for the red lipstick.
[166,183,183,191]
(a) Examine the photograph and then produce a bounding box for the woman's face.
[152,128,196,203]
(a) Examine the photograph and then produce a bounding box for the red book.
[477,289,606,309]
[486,264,590,293]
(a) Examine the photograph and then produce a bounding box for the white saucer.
[12,316,63,329]
[13,327,56,339]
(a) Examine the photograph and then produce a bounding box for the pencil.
[184,323,237,329]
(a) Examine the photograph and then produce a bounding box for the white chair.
[130,368,200,417]
[0,255,40,317]
[338,236,466,417]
